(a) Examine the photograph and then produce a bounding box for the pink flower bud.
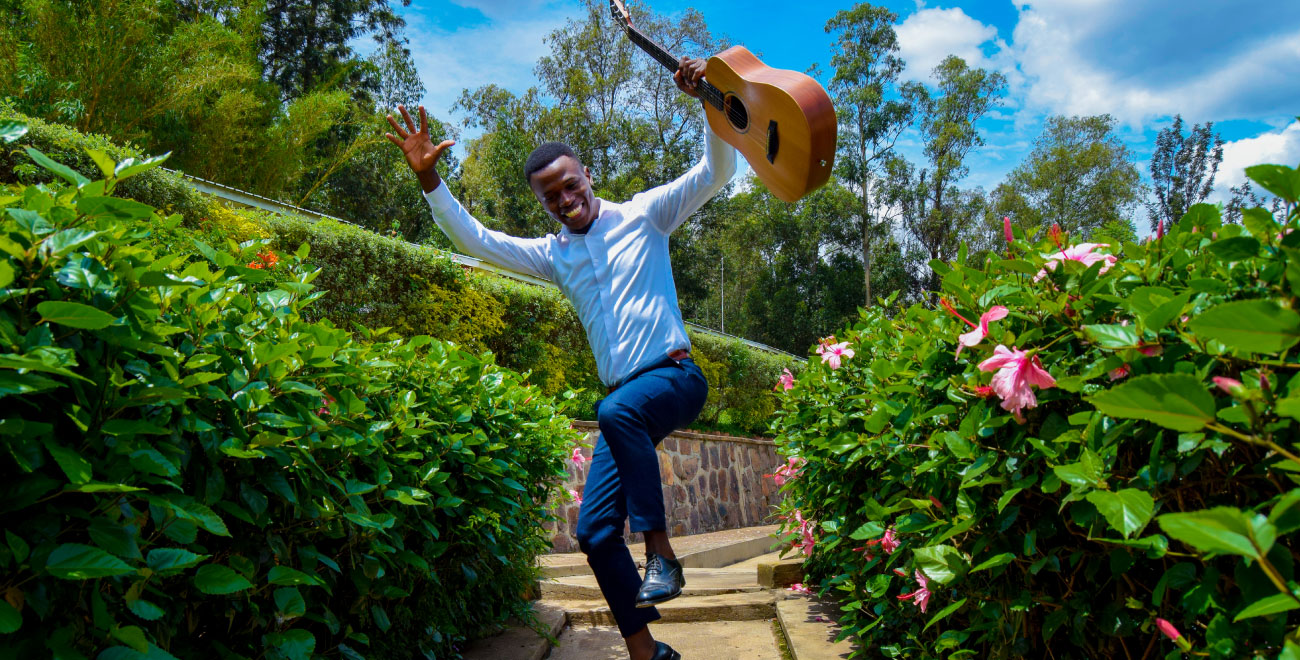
[1156,618,1180,641]
[1156,219,1165,239]
[1003,216,1014,245]
[1212,376,1243,395]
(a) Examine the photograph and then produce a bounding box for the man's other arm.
[386,104,554,281]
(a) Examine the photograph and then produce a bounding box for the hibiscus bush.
[773,162,1300,658]
[0,122,578,659]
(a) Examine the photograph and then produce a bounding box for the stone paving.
[463,525,857,660]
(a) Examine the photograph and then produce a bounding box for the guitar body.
[703,46,836,203]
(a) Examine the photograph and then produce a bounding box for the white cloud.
[1212,120,1300,201]
[403,6,569,130]
[895,7,1000,81]
[1009,1,1300,127]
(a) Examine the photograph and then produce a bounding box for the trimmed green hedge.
[0,128,578,658]
[1,108,798,434]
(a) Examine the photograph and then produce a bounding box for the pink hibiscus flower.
[570,446,588,468]
[775,368,795,391]
[769,456,806,486]
[897,570,932,613]
[1034,243,1118,282]
[852,526,900,562]
[940,299,1009,356]
[819,342,855,370]
[793,510,817,556]
[978,345,1057,418]
[568,489,583,507]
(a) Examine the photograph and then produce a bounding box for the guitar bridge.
[766,120,779,163]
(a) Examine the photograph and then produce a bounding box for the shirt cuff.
[424,181,456,214]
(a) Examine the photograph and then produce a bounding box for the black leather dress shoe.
[636,552,685,608]
[651,640,682,660]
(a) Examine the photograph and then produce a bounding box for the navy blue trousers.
[574,357,708,638]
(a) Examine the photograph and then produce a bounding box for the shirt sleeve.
[424,183,555,281]
[637,124,738,235]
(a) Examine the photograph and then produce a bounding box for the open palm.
[385,104,454,174]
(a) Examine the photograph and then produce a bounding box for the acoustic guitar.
[609,0,836,203]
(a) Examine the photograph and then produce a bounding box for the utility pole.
[720,254,726,334]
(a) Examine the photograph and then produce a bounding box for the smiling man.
[386,58,734,660]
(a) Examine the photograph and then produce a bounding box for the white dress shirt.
[424,127,737,387]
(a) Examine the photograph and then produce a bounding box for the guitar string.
[609,14,778,156]
[617,23,760,131]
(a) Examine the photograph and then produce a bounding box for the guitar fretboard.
[622,24,725,111]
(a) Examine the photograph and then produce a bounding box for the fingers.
[432,139,455,159]
[384,132,404,147]
[398,104,417,134]
[385,114,408,139]
[419,105,429,135]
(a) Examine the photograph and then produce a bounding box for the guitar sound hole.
[723,93,749,132]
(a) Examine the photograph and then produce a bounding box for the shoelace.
[645,554,664,579]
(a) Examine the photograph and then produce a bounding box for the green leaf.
[44,439,92,484]
[1143,293,1191,332]
[0,261,12,289]
[849,522,885,541]
[86,149,116,177]
[1087,373,1215,432]
[0,598,21,633]
[1233,593,1300,621]
[1246,164,1299,203]
[1207,236,1261,261]
[0,120,28,143]
[1053,450,1104,489]
[267,566,323,587]
[25,147,89,187]
[912,545,967,585]
[923,597,967,632]
[193,564,252,595]
[274,587,307,619]
[1082,324,1140,349]
[1158,507,1272,559]
[146,548,208,572]
[36,301,116,330]
[111,625,149,653]
[1189,300,1300,354]
[370,605,391,633]
[265,629,315,660]
[45,543,134,579]
[77,197,156,222]
[126,599,165,621]
[43,229,99,257]
[114,153,170,180]
[970,552,1015,573]
[1085,489,1154,539]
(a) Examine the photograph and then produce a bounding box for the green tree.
[1146,114,1224,232]
[258,0,410,100]
[898,56,1006,291]
[991,114,1143,238]
[825,2,922,306]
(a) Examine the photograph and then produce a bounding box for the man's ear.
[584,166,592,182]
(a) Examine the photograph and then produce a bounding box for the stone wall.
[544,421,785,553]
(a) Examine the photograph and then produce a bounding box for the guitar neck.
[622,24,725,111]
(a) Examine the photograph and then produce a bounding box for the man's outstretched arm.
[386,105,554,281]
[641,58,738,235]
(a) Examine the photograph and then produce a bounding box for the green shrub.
[0,125,578,659]
[0,108,800,434]
[773,164,1300,658]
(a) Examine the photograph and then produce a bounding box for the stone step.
[539,524,781,578]
[547,620,785,660]
[776,595,857,660]
[461,602,567,660]
[552,590,780,627]
[541,567,766,600]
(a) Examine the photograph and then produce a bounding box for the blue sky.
[392,0,1300,205]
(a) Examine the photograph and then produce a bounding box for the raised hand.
[673,57,707,98]
[385,104,454,192]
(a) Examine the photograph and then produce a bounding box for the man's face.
[528,155,598,232]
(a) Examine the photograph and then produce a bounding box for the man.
[385,58,734,660]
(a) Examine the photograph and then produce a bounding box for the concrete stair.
[462,524,857,660]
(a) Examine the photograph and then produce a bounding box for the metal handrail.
[167,168,805,361]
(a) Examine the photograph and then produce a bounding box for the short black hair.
[524,141,578,181]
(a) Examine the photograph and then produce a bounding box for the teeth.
[565,208,580,218]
